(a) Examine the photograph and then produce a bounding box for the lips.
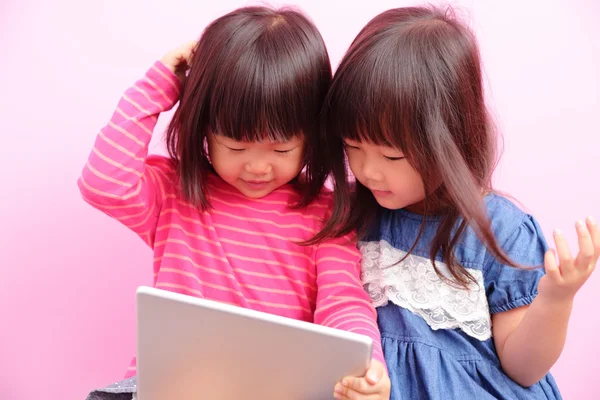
[243,180,272,190]
[370,188,393,197]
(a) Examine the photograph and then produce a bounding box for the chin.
[237,186,276,199]
[243,191,273,199]
[373,197,406,211]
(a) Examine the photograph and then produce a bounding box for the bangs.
[209,55,304,143]
[205,10,330,143]
[326,20,447,153]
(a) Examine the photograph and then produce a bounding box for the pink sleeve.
[77,61,180,246]
[313,232,386,366]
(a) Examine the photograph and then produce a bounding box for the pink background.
[1,0,598,398]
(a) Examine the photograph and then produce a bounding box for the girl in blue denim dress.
[316,6,600,400]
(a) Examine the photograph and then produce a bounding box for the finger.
[351,376,374,394]
[333,389,345,400]
[365,362,384,385]
[544,249,561,281]
[334,378,353,399]
[335,387,381,400]
[587,216,600,261]
[335,376,377,397]
[553,229,573,274]
[334,382,350,399]
[183,40,197,63]
[335,368,384,398]
[575,220,594,270]
[184,40,197,50]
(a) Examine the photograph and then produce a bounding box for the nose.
[245,160,272,175]
[361,159,383,182]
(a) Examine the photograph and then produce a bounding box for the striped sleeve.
[77,61,181,246]
[313,233,385,366]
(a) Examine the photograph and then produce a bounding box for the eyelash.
[344,143,403,161]
[227,147,293,154]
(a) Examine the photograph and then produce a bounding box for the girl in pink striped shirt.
[80,6,389,400]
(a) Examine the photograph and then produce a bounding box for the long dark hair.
[317,6,519,287]
[166,6,332,210]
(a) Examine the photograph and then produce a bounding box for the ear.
[204,134,212,162]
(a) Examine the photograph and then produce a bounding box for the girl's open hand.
[539,216,599,302]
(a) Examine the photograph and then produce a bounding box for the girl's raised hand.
[160,40,197,84]
[539,217,599,302]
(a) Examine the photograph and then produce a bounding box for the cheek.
[404,168,426,197]
[209,148,240,178]
[387,164,424,193]
[345,152,361,176]
[207,146,222,167]
[278,153,304,174]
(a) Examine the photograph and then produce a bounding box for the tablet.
[136,286,373,399]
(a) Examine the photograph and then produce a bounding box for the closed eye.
[385,156,405,161]
[227,147,245,152]
[274,149,294,154]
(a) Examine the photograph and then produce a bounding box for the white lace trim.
[360,240,492,341]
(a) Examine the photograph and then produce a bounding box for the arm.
[313,233,384,364]
[313,233,390,400]
[492,298,571,387]
[78,42,193,245]
[493,217,599,387]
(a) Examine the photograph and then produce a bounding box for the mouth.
[370,189,393,197]
[243,180,272,190]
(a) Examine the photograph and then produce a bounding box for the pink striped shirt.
[78,61,384,377]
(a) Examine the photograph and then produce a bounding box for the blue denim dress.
[359,194,562,400]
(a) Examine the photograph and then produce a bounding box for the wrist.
[159,57,176,73]
[535,291,575,310]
